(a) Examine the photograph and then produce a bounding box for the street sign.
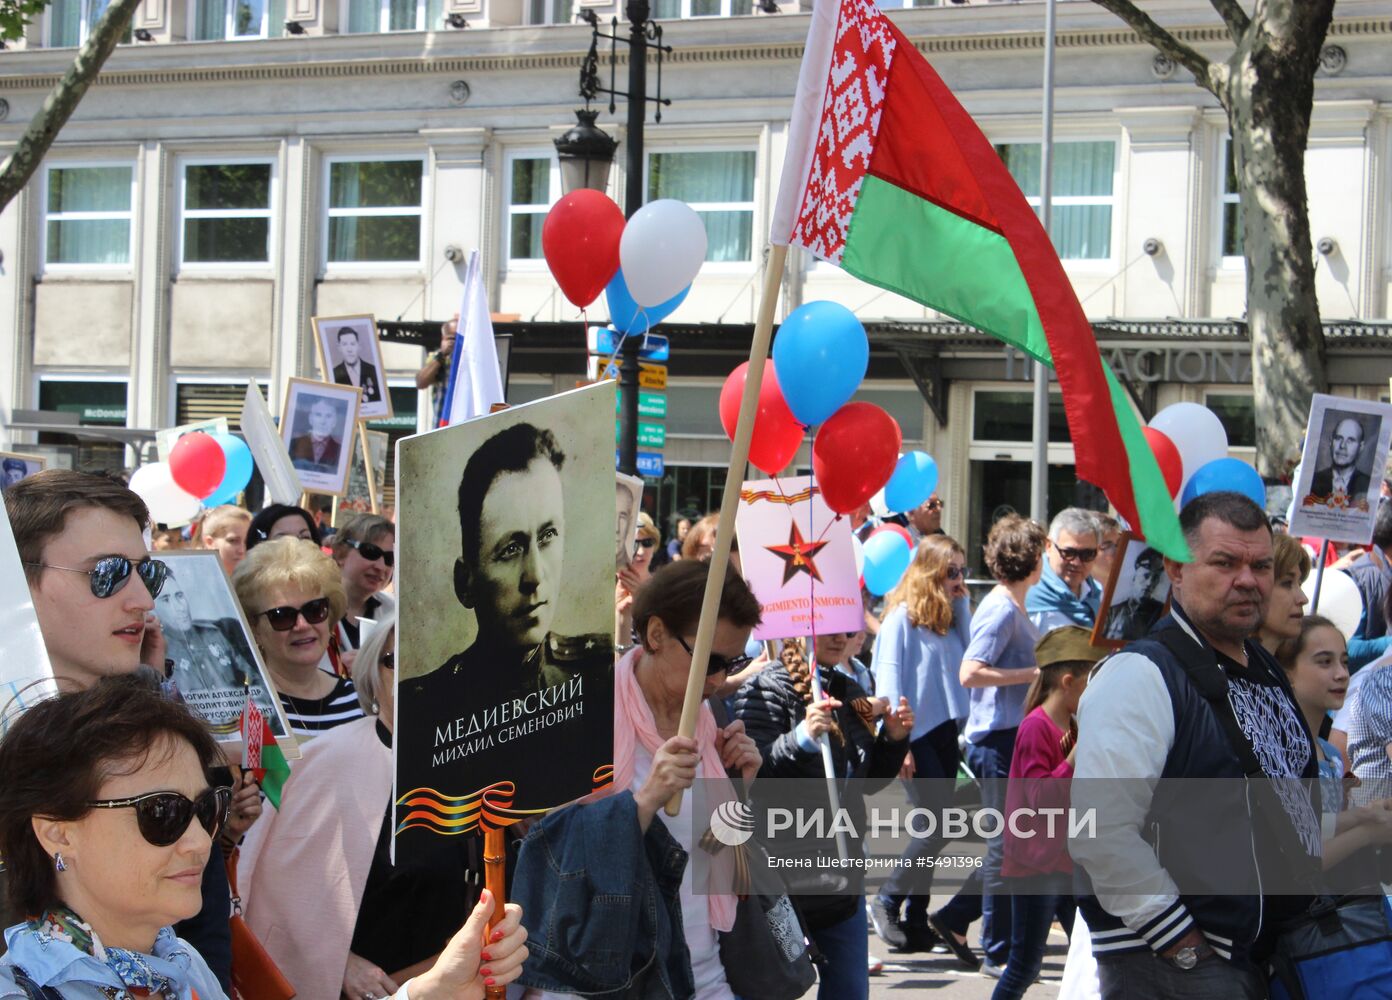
[638,363,667,390]
[587,327,671,363]
[617,421,666,448]
[586,356,621,382]
[615,391,667,419]
[636,451,665,477]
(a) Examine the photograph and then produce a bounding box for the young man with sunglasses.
[2,470,233,988]
[1026,507,1104,635]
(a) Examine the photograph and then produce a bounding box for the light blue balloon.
[772,301,868,427]
[862,531,912,596]
[1180,457,1266,510]
[884,452,939,513]
[606,269,689,335]
[204,433,254,506]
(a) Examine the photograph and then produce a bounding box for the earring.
[54,853,67,873]
[371,698,380,714]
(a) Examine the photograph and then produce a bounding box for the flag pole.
[665,242,788,816]
[1029,0,1056,523]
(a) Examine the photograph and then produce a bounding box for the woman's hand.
[618,564,647,595]
[342,951,399,1000]
[634,736,700,830]
[803,697,842,741]
[224,769,264,843]
[716,719,762,785]
[409,890,527,1000]
[882,696,914,741]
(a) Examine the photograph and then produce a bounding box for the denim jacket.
[0,923,227,999]
[512,791,694,1000]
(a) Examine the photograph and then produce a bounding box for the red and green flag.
[770,0,1189,560]
[241,695,290,810]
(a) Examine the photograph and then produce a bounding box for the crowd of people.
[3,455,1392,1000]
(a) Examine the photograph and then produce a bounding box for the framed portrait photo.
[1091,532,1171,649]
[0,452,47,489]
[338,427,389,518]
[155,551,300,759]
[312,313,392,422]
[280,377,361,497]
[1289,393,1392,545]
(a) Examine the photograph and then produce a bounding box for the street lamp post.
[563,6,671,477]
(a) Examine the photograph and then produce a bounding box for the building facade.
[2,0,1390,558]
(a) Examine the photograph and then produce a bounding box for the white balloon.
[852,534,865,577]
[1149,403,1229,488]
[619,199,707,307]
[869,488,890,520]
[1302,567,1364,642]
[129,462,202,528]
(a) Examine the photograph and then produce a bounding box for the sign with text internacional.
[393,382,616,844]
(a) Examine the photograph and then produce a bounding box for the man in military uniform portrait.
[289,396,343,474]
[331,326,382,405]
[1103,545,1168,641]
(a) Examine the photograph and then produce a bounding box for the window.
[506,156,557,261]
[325,158,424,265]
[1205,392,1255,449]
[995,140,1115,260]
[1220,137,1242,261]
[653,0,750,16]
[345,0,443,31]
[44,164,134,267]
[647,150,755,262]
[191,0,284,39]
[175,381,258,430]
[181,162,273,265]
[48,0,131,46]
[972,390,1071,443]
[37,378,129,474]
[526,0,573,23]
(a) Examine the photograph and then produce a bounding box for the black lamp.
[554,108,619,194]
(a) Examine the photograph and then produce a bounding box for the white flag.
[442,249,505,426]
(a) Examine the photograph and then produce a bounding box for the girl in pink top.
[993,625,1105,1000]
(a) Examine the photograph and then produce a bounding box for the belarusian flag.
[241,696,290,810]
[770,0,1188,559]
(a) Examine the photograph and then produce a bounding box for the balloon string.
[807,423,819,689]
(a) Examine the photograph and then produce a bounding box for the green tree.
[1090,0,1336,478]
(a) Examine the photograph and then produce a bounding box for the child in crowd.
[992,625,1104,1000]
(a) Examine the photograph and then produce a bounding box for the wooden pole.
[483,826,507,999]
[665,243,788,816]
[1310,538,1330,613]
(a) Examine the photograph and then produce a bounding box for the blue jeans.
[810,907,869,1000]
[877,719,960,929]
[965,727,1017,965]
[989,876,1075,1000]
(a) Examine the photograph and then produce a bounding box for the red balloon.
[169,432,226,500]
[1143,426,1183,499]
[719,361,805,475]
[812,402,902,515]
[871,523,914,551]
[542,190,625,309]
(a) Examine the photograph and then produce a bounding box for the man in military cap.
[1103,546,1167,641]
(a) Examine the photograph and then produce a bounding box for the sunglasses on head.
[675,635,754,676]
[346,538,394,567]
[26,556,168,600]
[1054,545,1098,563]
[255,597,332,631]
[88,787,231,848]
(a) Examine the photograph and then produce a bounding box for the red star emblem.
[764,521,830,586]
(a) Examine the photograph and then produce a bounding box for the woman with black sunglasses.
[233,537,364,739]
[331,513,397,652]
[0,676,232,998]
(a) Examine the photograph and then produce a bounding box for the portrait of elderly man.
[2,457,29,488]
[331,325,383,405]
[1103,545,1168,641]
[1311,412,1373,504]
[289,396,344,474]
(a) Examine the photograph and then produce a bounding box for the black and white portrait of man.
[313,313,392,421]
[1102,543,1169,643]
[1310,410,1373,505]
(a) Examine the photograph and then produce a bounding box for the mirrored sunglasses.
[256,597,332,631]
[346,539,394,567]
[26,556,168,600]
[88,787,231,847]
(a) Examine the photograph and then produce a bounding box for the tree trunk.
[0,0,143,212]
[1223,2,1334,480]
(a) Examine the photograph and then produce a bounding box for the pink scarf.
[611,647,738,933]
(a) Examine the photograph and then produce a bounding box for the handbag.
[705,698,818,1000]
[226,848,297,1000]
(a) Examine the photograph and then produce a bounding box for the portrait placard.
[394,382,616,844]
[241,381,302,505]
[1289,394,1392,545]
[280,378,362,497]
[735,476,864,641]
[313,314,392,422]
[339,428,389,517]
[155,417,230,463]
[0,490,54,730]
[615,472,643,569]
[1091,532,1171,649]
[0,452,47,488]
[155,551,300,758]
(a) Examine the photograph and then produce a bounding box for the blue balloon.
[1180,457,1266,510]
[204,433,254,506]
[862,531,912,596]
[884,451,939,513]
[772,301,868,427]
[606,268,689,335]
